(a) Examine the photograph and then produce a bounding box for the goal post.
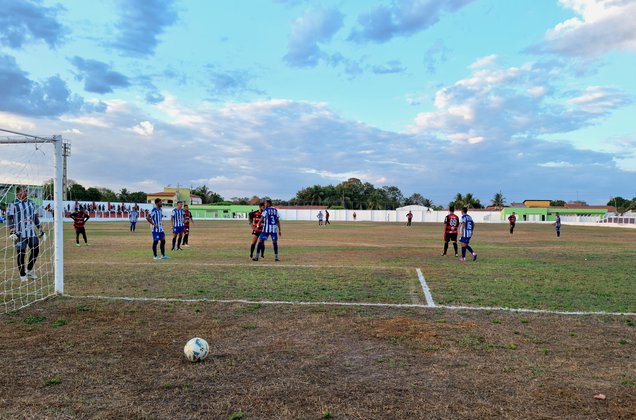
[0,128,65,311]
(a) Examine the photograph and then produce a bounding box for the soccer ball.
[183,337,209,362]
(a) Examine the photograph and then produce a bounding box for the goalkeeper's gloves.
[8,230,18,242]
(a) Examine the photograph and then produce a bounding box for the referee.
[7,186,45,281]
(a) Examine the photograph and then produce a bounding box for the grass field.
[1,220,635,418]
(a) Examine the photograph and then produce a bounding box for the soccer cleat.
[153,256,161,260]
[176,248,182,251]
[85,243,90,246]
[473,253,477,262]
[455,254,458,257]
[459,257,465,262]
[441,253,446,256]
[275,256,280,262]
[252,257,259,261]
[27,270,38,279]
[161,255,170,260]
[75,243,81,247]
[20,275,28,282]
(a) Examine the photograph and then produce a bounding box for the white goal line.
[61,294,636,317]
[64,261,412,271]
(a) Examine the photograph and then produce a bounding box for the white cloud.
[129,121,154,136]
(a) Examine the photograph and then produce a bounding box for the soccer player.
[253,199,281,262]
[171,201,185,251]
[182,204,194,248]
[146,198,168,260]
[7,186,46,281]
[317,211,324,226]
[325,209,330,225]
[459,206,477,262]
[553,212,561,238]
[441,205,459,257]
[248,202,266,259]
[406,211,413,226]
[353,212,357,221]
[129,206,139,233]
[508,212,517,235]
[69,208,90,246]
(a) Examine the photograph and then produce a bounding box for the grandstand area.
[1,220,634,418]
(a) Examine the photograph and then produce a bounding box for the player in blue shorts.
[146,198,168,260]
[253,199,281,262]
[459,206,477,262]
[171,201,185,251]
[129,206,139,233]
[553,212,561,238]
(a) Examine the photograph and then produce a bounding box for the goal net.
[1,130,64,312]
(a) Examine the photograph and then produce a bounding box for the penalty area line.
[60,294,635,317]
[416,268,435,307]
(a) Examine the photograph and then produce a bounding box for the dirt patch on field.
[1,297,634,419]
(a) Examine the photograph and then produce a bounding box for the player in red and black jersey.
[69,208,90,246]
[182,205,194,247]
[442,205,459,257]
[508,212,516,235]
[248,202,266,259]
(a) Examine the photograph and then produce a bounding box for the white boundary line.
[416,268,435,307]
[64,261,410,271]
[61,294,636,317]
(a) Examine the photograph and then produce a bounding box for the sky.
[0,0,635,205]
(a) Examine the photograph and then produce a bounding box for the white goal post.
[1,128,65,311]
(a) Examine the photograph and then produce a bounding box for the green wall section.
[188,204,259,219]
[503,207,608,222]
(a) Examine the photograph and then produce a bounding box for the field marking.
[416,268,435,307]
[64,261,410,271]
[62,294,636,317]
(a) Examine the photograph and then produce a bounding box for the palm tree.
[491,191,506,210]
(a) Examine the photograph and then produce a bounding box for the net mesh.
[1,140,56,312]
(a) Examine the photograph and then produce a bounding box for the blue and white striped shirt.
[7,199,40,238]
[148,208,164,232]
[129,210,139,223]
[172,208,185,228]
[460,214,474,238]
[261,207,279,233]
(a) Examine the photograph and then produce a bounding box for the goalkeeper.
[7,186,46,282]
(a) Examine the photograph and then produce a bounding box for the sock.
[183,234,188,245]
[160,241,166,256]
[17,251,26,276]
[177,237,182,249]
[255,242,263,257]
[152,241,158,257]
[273,241,278,256]
[557,231,560,237]
[443,242,448,254]
[453,243,458,255]
[261,243,265,257]
[466,245,474,255]
[171,237,176,250]
[461,247,466,258]
[250,243,256,257]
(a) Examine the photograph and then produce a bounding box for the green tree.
[550,200,566,206]
[118,188,130,202]
[68,183,87,200]
[490,191,506,210]
[128,191,147,203]
[85,187,102,202]
[99,188,118,202]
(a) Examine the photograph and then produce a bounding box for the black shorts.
[75,227,86,234]
[444,232,458,242]
[252,230,262,236]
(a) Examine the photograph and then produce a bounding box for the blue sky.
[1,0,635,205]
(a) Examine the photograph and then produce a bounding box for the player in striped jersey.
[129,207,139,233]
[171,201,185,251]
[182,204,194,248]
[248,202,266,259]
[253,199,281,262]
[7,186,46,281]
[459,207,477,262]
[146,198,168,260]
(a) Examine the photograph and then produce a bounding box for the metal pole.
[53,136,64,294]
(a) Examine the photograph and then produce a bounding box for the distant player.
[7,186,46,281]
[248,202,266,259]
[146,198,168,260]
[553,212,561,238]
[441,205,459,257]
[182,204,194,248]
[459,207,477,262]
[69,208,90,246]
[508,212,516,235]
[253,199,281,262]
[353,212,357,221]
[317,211,324,226]
[171,201,185,251]
[406,211,413,226]
[129,207,139,233]
[325,209,330,225]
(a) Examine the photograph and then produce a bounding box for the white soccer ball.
[183,337,209,362]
